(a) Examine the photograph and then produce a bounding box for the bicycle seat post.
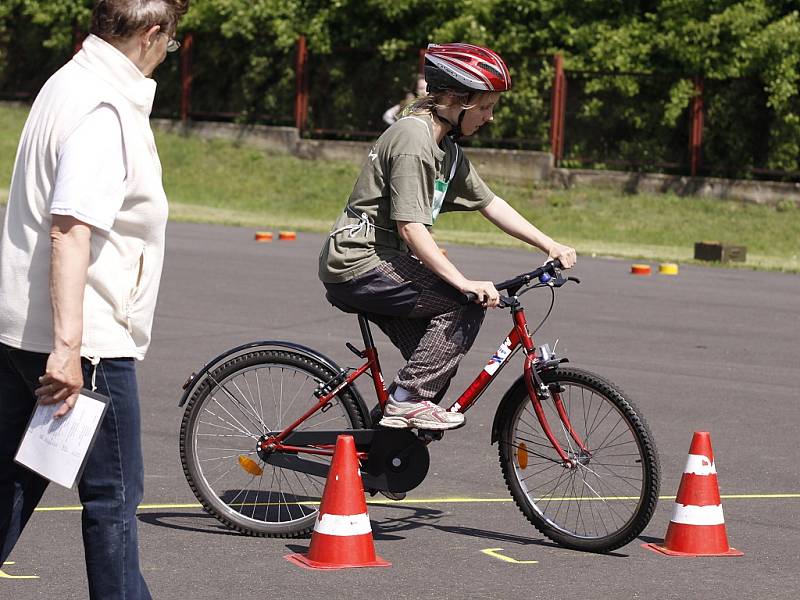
[357,314,390,409]
[358,314,374,350]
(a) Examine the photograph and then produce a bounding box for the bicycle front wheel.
[179,349,367,537]
[497,367,660,552]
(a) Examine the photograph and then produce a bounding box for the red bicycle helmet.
[424,43,512,94]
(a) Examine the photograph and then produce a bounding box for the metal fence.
[2,30,798,182]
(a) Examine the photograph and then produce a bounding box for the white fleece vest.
[0,35,167,359]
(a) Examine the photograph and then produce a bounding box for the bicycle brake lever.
[567,276,581,284]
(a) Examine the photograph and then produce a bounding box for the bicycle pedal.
[365,488,407,501]
[416,429,445,442]
[379,490,407,501]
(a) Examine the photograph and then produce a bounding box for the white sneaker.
[379,397,465,431]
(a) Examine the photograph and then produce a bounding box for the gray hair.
[90,0,189,41]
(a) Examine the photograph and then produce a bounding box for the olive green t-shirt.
[319,114,495,283]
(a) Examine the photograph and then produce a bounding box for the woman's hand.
[461,280,501,308]
[35,349,83,418]
[547,242,577,269]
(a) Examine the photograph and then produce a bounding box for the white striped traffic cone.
[285,435,391,569]
[644,431,743,556]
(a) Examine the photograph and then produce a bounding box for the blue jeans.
[0,343,151,599]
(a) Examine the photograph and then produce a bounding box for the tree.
[1,0,797,174]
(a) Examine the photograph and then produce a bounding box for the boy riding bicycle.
[319,43,576,431]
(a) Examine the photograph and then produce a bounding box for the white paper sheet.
[14,389,109,489]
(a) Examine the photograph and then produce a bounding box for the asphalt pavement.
[3,221,799,599]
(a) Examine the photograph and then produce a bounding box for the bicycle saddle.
[325,291,362,314]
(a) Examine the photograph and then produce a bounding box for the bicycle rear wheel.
[497,367,660,552]
[179,349,367,537]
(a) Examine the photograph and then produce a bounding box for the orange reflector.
[517,442,528,470]
[238,455,263,476]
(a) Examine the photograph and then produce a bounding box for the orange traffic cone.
[285,435,391,569]
[644,431,743,556]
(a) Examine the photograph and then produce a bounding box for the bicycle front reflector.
[517,442,528,470]
[238,455,263,476]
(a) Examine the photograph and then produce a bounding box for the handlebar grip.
[462,292,512,308]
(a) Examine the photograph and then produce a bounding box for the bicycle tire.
[497,366,660,552]
[179,349,367,537]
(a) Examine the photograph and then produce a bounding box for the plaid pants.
[325,255,485,402]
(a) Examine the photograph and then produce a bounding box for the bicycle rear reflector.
[238,455,263,476]
[517,442,529,470]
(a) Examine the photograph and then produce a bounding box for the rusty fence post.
[688,75,704,177]
[549,53,567,167]
[294,35,309,132]
[180,32,194,122]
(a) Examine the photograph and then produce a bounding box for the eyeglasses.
[165,35,181,53]
[158,30,180,53]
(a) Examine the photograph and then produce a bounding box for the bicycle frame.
[260,302,590,466]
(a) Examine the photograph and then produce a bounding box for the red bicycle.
[178,260,660,552]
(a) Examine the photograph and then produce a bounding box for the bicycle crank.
[259,429,429,494]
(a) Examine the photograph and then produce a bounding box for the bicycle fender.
[177,340,369,419]
[490,375,527,444]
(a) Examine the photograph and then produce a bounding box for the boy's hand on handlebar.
[462,280,501,308]
[547,242,577,269]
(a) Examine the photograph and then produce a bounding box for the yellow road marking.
[31,493,800,513]
[0,562,39,580]
[481,548,538,564]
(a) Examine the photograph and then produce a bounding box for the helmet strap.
[432,108,456,135]
[432,108,466,141]
[452,109,467,140]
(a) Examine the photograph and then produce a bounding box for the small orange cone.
[644,431,743,557]
[254,231,273,242]
[285,435,390,569]
[279,231,297,241]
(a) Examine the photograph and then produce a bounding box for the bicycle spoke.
[201,405,254,438]
[208,373,266,434]
[208,395,260,439]
[197,418,249,435]
[229,376,268,432]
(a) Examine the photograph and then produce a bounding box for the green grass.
[2,103,798,272]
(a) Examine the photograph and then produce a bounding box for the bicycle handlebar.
[494,259,563,292]
[463,260,571,305]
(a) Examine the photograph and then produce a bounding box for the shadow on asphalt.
[638,534,665,545]
[370,504,565,550]
[139,506,631,557]
[138,511,248,537]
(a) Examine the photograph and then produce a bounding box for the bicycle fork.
[523,353,592,468]
[508,296,592,468]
